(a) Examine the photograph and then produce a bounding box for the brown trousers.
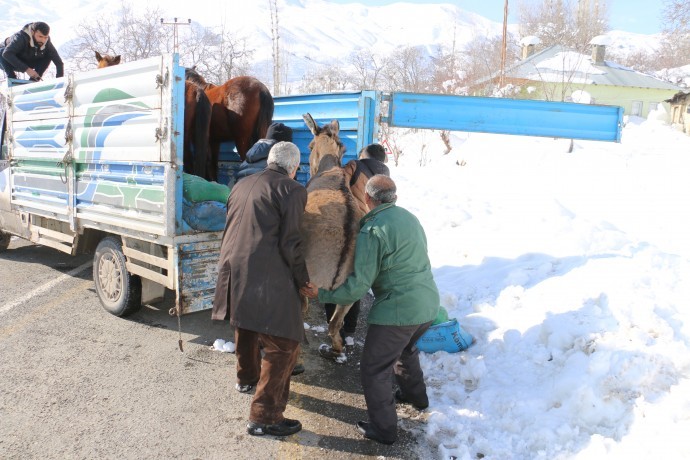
[235,328,300,425]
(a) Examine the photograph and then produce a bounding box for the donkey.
[301,113,365,363]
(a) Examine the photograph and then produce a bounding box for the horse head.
[95,51,121,68]
[185,66,211,90]
[303,113,345,177]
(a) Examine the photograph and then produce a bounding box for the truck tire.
[0,231,10,252]
[93,236,142,317]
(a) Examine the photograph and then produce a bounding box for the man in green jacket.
[301,174,439,445]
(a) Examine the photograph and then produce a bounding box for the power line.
[160,17,191,54]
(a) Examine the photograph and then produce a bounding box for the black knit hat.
[266,122,293,142]
[361,143,387,162]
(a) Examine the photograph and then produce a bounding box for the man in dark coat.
[0,22,64,81]
[234,122,293,182]
[212,141,309,437]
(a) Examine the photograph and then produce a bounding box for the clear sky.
[328,0,666,35]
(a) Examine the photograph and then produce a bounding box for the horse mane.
[185,67,212,90]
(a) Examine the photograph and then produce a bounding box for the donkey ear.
[113,55,121,64]
[330,119,340,135]
[302,113,318,135]
[95,51,102,61]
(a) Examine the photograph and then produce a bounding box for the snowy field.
[387,113,690,459]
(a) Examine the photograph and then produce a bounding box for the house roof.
[665,90,690,103]
[486,45,683,91]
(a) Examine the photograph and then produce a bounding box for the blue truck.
[0,54,623,318]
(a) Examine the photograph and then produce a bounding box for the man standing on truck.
[0,22,64,81]
[212,141,309,437]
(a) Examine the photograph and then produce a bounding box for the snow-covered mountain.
[0,0,666,84]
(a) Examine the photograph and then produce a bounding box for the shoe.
[291,363,305,375]
[247,418,302,437]
[356,421,395,445]
[344,336,355,347]
[235,383,254,393]
[394,388,428,410]
[319,344,347,364]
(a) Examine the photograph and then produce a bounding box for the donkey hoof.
[319,344,347,364]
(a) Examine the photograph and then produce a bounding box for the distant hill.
[1,0,680,87]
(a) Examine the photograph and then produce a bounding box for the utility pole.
[269,0,281,95]
[500,0,509,89]
[160,17,191,54]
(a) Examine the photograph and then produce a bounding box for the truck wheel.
[93,236,142,317]
[0,231,10,252]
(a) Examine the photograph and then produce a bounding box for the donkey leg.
[327,303,353,355]
[301,295,309,317]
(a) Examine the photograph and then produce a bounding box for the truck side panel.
[387,92,623,142]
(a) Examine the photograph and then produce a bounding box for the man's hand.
[26,68,41,80]
[300,282,319,299]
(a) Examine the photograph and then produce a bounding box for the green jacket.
[318,202,440,326]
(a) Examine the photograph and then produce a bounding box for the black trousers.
[324,300,360,335]
[0,54,52,80]
[359,321,432,443]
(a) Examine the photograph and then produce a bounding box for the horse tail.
[255,86,275,146]
[194,89,212,180]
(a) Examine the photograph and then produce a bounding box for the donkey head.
[302,113,346,177]
[95,51,121,68]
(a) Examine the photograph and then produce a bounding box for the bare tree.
[530,49,592,101]
[608,49,659,73]
[663,0,690,32]
[461,35,519,95]
[348,48,389,90]
[298,64,350,93]
[430,25,464,94]
[208,24,255,83]
[659,0,690,68]
[383,46,433,92]
[177,22,221,72]
[62,1,256,86]
[63,2,168,71]
[518,0,609,52]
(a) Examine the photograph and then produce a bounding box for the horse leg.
[183,137,193,174]
[327,303,353,357]
[208,141,220,182]
[194,89,211,179]
[235,135,251,162]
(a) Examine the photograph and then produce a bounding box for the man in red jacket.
[0,22,64,81]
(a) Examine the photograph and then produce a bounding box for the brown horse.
[95,55,211,179]
[95,51,121,68]
[184,68,274,181]
[182,73,212,180]
[301,113,363,362]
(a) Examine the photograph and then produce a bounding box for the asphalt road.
[0,237,434,459]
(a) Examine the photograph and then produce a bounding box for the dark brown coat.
[212,164,309,343]
[343,158,391,216]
